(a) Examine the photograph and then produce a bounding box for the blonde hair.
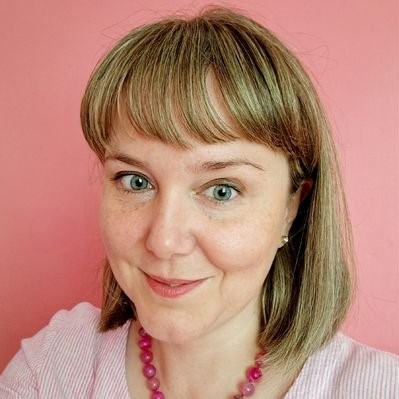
[81,7,354,371]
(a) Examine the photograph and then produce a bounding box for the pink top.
[1,302,398,398]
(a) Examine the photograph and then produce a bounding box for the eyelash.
[111,172,242,203]
[203,180,241,203]
[112,172,154,194]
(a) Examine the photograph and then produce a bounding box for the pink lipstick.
[144,273,205,298]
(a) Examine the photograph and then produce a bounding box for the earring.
[281,235,289,246]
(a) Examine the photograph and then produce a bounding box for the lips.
[144,273,206,298]
[148,274,200,286]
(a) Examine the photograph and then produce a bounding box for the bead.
[151,391,165,399]
[147,377,160,391]
[139,327,148,337]
[140,349,153,363]
[246,366,262,382]
[139,336,152,349]
[240,382,255,397]
[143,364,156,378]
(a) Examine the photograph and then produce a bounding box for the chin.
[136,307,213,344]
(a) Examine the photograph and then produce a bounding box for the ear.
[279,179,313,246]
[298,178,313,203]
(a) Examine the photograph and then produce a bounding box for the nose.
[145,192,196,260]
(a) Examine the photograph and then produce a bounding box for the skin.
[101,132,300,340]
[99,75,305,398]
[100,130,303,398]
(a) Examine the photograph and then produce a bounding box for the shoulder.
[18,302,102,369]
[41,301,100,337]
[319,332,399,368]
[287,333,399,398]
[37,302,102,350]
[1,302,130,398]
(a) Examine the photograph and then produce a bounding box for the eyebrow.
[105,153,148,169]
[105,153,265,172]
[192,159,265,172]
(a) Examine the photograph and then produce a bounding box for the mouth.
[148,274,202,286]
[144,273,207,298]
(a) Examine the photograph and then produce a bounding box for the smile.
[144,273,206,299]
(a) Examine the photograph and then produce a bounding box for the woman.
[1,7,397,399]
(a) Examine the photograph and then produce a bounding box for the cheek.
[200,207,284,274]
[99,196,145,260]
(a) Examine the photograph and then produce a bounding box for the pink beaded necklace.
[137,327,264,399]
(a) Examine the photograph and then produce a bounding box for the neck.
[156,320,260,385]
[126,304,302,399]
[132,313,264,399]
[127,319,302,399]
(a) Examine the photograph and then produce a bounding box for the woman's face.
[100,128,301,343]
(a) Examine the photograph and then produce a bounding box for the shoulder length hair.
[80,7,354,371]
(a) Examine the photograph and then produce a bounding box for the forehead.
[105,128,290,177]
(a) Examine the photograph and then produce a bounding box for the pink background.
[0,0,398,371]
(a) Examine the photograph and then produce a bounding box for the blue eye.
[205,184,238,202]
[120,174,151,191]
